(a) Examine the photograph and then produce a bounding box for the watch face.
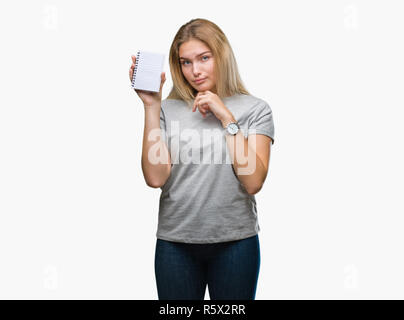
[228,123,239,135]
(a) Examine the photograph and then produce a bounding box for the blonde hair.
[166,18,250,107]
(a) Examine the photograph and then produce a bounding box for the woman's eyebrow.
[179,51,211,60]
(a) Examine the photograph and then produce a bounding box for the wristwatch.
[224,121,240,135]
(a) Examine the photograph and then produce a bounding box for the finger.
[197,97,207,108]
[159,72,165,91]
[199,102,207,110]
[193,97,198,112]
[194,102,203,114]
[129,61,135,79]
[196,101,203,114]
[199,102,210,116]
[199,105,207,116]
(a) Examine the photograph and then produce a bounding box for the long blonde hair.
[166,18,250,106]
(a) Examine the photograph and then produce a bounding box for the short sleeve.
[247,101,275,145]
[160,106,168,143]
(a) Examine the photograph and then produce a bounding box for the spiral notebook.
[131,50,165,92]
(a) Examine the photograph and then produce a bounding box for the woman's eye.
[181,56,209,65]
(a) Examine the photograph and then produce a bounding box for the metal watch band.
[225,121,240,135]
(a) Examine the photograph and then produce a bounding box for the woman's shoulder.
[234,94,272,115]
[161,98,189,108]
[161,98,192,119]
[243,94,269,107]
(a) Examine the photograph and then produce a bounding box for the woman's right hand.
[129,55,166,107]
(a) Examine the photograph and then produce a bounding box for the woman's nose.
[192,63,202,76]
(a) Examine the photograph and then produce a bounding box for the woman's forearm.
[224,131,266,195]
[221,116,266,195]
[141,103,171,188]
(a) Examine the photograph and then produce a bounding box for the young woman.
[129,18,275,300]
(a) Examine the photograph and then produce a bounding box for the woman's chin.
[195,83,214,92]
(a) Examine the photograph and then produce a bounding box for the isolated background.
[0,0,403,299]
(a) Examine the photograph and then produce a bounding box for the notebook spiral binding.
[131,51,141,89]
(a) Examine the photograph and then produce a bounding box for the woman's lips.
[194,78,206,84]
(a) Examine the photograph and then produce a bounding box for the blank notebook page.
[131,51,165,92]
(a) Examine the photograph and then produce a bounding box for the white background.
[0,0,403,299]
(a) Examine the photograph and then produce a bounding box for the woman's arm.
[222,117,271,195]
[141,102,172,188]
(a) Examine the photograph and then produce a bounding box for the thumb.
[160,72,166,91]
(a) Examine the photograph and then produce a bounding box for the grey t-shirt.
[157,93,275,243]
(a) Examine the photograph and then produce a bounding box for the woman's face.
[179,39,217,94]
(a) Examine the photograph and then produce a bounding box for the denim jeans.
[154,234,260,300]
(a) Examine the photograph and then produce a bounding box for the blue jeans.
[154,234,260,300]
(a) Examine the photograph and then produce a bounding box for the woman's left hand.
[192,91,232,122]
